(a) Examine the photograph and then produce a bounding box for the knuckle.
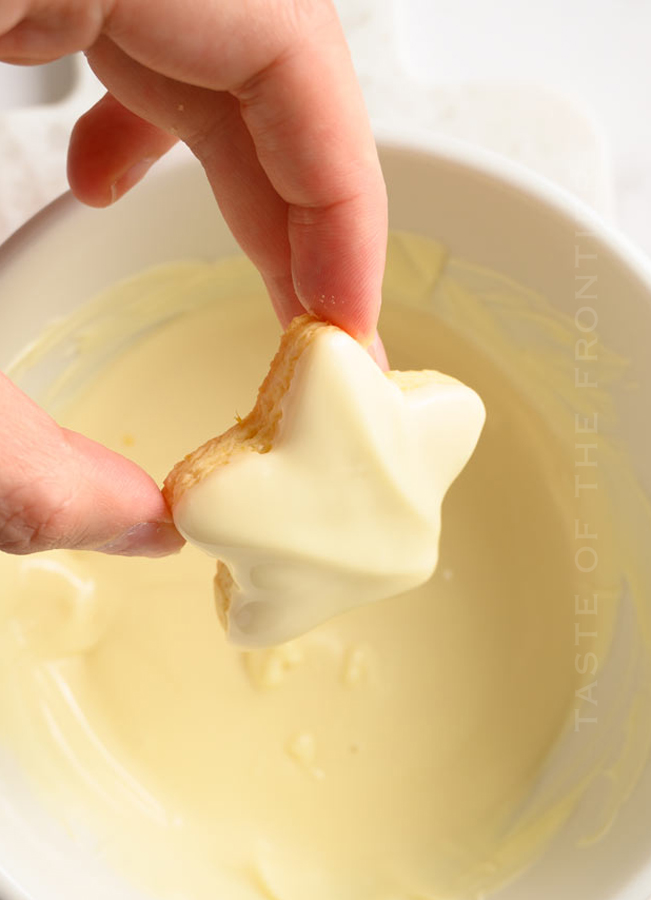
[0,479,77,556]
[231,0,335,100]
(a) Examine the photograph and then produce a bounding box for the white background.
[396,0,651,254]
[1,0,651,254]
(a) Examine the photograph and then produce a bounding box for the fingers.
[5,0,387,339]
[68,55,306,327]
[0,375,184,557]
[68,93,177,207]
[100,0,387,340]
[229,15,387,342]
[5,0,386,337]
[0,0,106,63]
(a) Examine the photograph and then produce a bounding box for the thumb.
[0,374,183,557]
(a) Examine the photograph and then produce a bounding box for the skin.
[0,0,388,557]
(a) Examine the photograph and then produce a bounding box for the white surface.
[397,0,651,255]
[1,0,647,251]
[336,0,613,212]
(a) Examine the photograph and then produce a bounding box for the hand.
[0,0,388,556]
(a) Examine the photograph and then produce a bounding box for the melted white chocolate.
[173,327,485,647]
[0,237,649,900]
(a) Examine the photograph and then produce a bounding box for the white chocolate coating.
[173,328,485,646]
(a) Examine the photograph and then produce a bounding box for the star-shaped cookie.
[164,316,485,647]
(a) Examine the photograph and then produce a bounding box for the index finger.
[230,10,388,341]
[105,0,388,340]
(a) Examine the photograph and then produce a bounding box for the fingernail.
[97,522,185,558]
[109,157,155,204]
[367,332,389,371]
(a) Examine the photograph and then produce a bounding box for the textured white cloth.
[0,58,103,243]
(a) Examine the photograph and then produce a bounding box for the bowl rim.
[2,129,651,292]
[374,124,651,287]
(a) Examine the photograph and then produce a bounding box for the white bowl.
[1,133,651,900]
